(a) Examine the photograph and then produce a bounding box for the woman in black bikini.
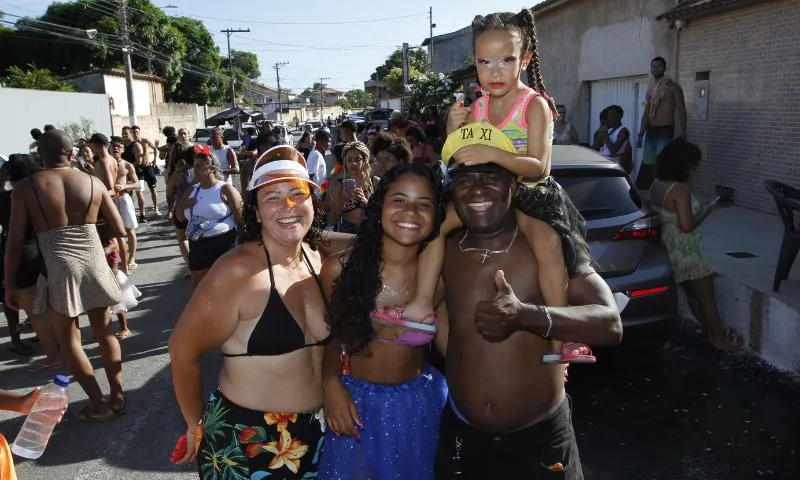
[170,146,347,478]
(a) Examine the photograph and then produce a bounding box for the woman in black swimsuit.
[170,146,343,478]
[0,154,62,369]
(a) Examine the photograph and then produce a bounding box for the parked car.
[551,145,678,349]
[223,128,243,150]
[193,128,211,145]
[364,108,396,130]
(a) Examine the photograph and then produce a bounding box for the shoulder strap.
[263,242,277,287]
[84,172,94,218]
[29,173,50,229]
[660,181,678,206]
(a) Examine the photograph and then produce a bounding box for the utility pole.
[221,28,251,108]
[273,62,288,122]
[428,6,435,73]
[119,0,137,126]
[318,77,329,120]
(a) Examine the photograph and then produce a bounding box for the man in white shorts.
[109,136,140,271]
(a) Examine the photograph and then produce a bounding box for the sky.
[0,0,544,94]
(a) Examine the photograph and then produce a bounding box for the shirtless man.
[130,125,160,216]
[109,136,141,271]
[636,56,687,190]
[5,130,126,421]
[434,162,623,479]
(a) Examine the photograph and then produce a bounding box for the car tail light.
[628,286,670,297]
[613,212,661,241]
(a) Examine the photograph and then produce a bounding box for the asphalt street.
[0,175,798,479]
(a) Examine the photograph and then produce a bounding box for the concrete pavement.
[0,180,798,479]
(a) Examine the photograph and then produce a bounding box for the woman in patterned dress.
[649,138,742,349]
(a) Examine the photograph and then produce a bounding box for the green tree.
[167,16,227,105]
[2,65,77,92]
[370,48,427,82]
[409,72,461,119]
[335,98,352,110]
[301,82,327,104]
[383,66,422,97]
[0,0,242,106]
[344,89,372,109]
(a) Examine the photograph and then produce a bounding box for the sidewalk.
[683,204,800,372]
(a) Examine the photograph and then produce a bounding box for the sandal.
[115,329,132,340]
[712,329,744,350]
[74,405,115,422]
[9,343,34,356]
[542,343,597,364]
[111,398,128,417]
[26,359,65,372]
[128,262,138,270]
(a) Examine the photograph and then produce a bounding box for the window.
[552,168,642,220]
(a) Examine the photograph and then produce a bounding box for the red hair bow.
[194,144,212,157]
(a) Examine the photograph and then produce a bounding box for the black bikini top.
[222,244,329,357]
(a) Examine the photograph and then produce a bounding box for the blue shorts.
[642,125,675,165]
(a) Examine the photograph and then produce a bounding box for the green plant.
[409,72,462,119]
[60,117,95,143]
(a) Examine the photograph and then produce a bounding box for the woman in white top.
[176,145,243,289]
[594,105,632,173]
[209,127,239,185]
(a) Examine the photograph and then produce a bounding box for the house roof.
[322,88,343,94]
[656,0,766,21]
[64,68,165,84]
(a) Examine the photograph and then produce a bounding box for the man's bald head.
[38,130,73,167]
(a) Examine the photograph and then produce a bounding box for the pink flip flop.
[542,342,597,364]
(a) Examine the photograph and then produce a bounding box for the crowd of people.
[0,5,738,479]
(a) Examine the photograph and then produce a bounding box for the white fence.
[0,87,113,156]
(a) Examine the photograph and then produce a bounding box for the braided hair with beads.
[471,8,559,118]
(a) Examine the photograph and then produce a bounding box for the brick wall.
[678,0,800,211]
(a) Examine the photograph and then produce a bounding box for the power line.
[156,10,424,26]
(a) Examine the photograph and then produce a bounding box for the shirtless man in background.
[109,136,140,273]
[130,126,161,218]
[434,163,623,479]
[636,56,687,190]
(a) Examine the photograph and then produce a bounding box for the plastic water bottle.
[11,375,70,459]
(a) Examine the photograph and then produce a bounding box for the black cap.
[88,133,109,145]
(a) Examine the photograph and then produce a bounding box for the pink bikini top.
[371,305,438,348]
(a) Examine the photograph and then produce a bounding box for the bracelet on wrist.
[542,305,553,339]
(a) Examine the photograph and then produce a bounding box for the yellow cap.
[440,122,517,170]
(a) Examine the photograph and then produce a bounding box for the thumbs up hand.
[474,270,523,342]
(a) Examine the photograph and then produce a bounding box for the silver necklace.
[458,226,519,264]
[378,268,417,299]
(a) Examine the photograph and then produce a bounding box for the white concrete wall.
[0,87,112,156]
[535,0,676,144]
[679,277,800,373]
[578,18,656,81]
[105,75,153,116]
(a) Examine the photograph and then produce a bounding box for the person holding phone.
[326,142,379,233]
[649,138,741,349]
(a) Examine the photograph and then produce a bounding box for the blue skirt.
[318,364,448,480]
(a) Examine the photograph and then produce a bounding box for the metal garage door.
[590,76,649,171]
